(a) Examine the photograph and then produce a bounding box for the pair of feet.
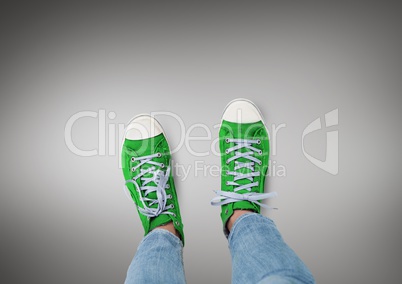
[121,99,277,245]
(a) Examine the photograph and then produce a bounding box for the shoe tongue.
[124,133,166,209]
[230,147,260,212]
[222,120,265,194]
[139,165,162,209]
[235,149,257,194]
[141,166,172,231]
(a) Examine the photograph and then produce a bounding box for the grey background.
[1,1,401,283]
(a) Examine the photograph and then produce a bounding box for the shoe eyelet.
[157,152,162,157]
[131,157,135,162]
[131,167,135,172]
[257,139,261,145]
[168,194,172,199]
[225,149,229,154]
[225,138,230,143]
[171,204,174,209]
[166,184,170,189]
[258,150,262,155]
[258,161,262,165]
[160,163,165,168]
[226,160,230,164]
[172,213,176,217]
[226,181,229,186]
[225,209,228,214]
[175,221,180,226]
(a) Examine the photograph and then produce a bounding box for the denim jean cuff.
[140,228,184,248]
[228,212,261,243]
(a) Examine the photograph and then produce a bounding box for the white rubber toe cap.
[124,115,164,140]
[222,99,264,123]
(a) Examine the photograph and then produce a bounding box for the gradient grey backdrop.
[1,1,401,283]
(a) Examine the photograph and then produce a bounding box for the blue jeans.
[125,214,315,284]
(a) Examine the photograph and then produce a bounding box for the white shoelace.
[211,138,277,208]
[126,153,174,218]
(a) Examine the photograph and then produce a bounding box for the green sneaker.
[121,115,184,244]
[211,99,277,236]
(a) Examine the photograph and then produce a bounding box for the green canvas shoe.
[121,115,184,244]
[211,99,277,236]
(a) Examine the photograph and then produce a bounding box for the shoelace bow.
[211,138,277,208]
[125,153,174,218]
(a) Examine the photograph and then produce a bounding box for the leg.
[229,213,314,284]
[121,115,186,283]
[211,99,315,283]
[125,228,186,284]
